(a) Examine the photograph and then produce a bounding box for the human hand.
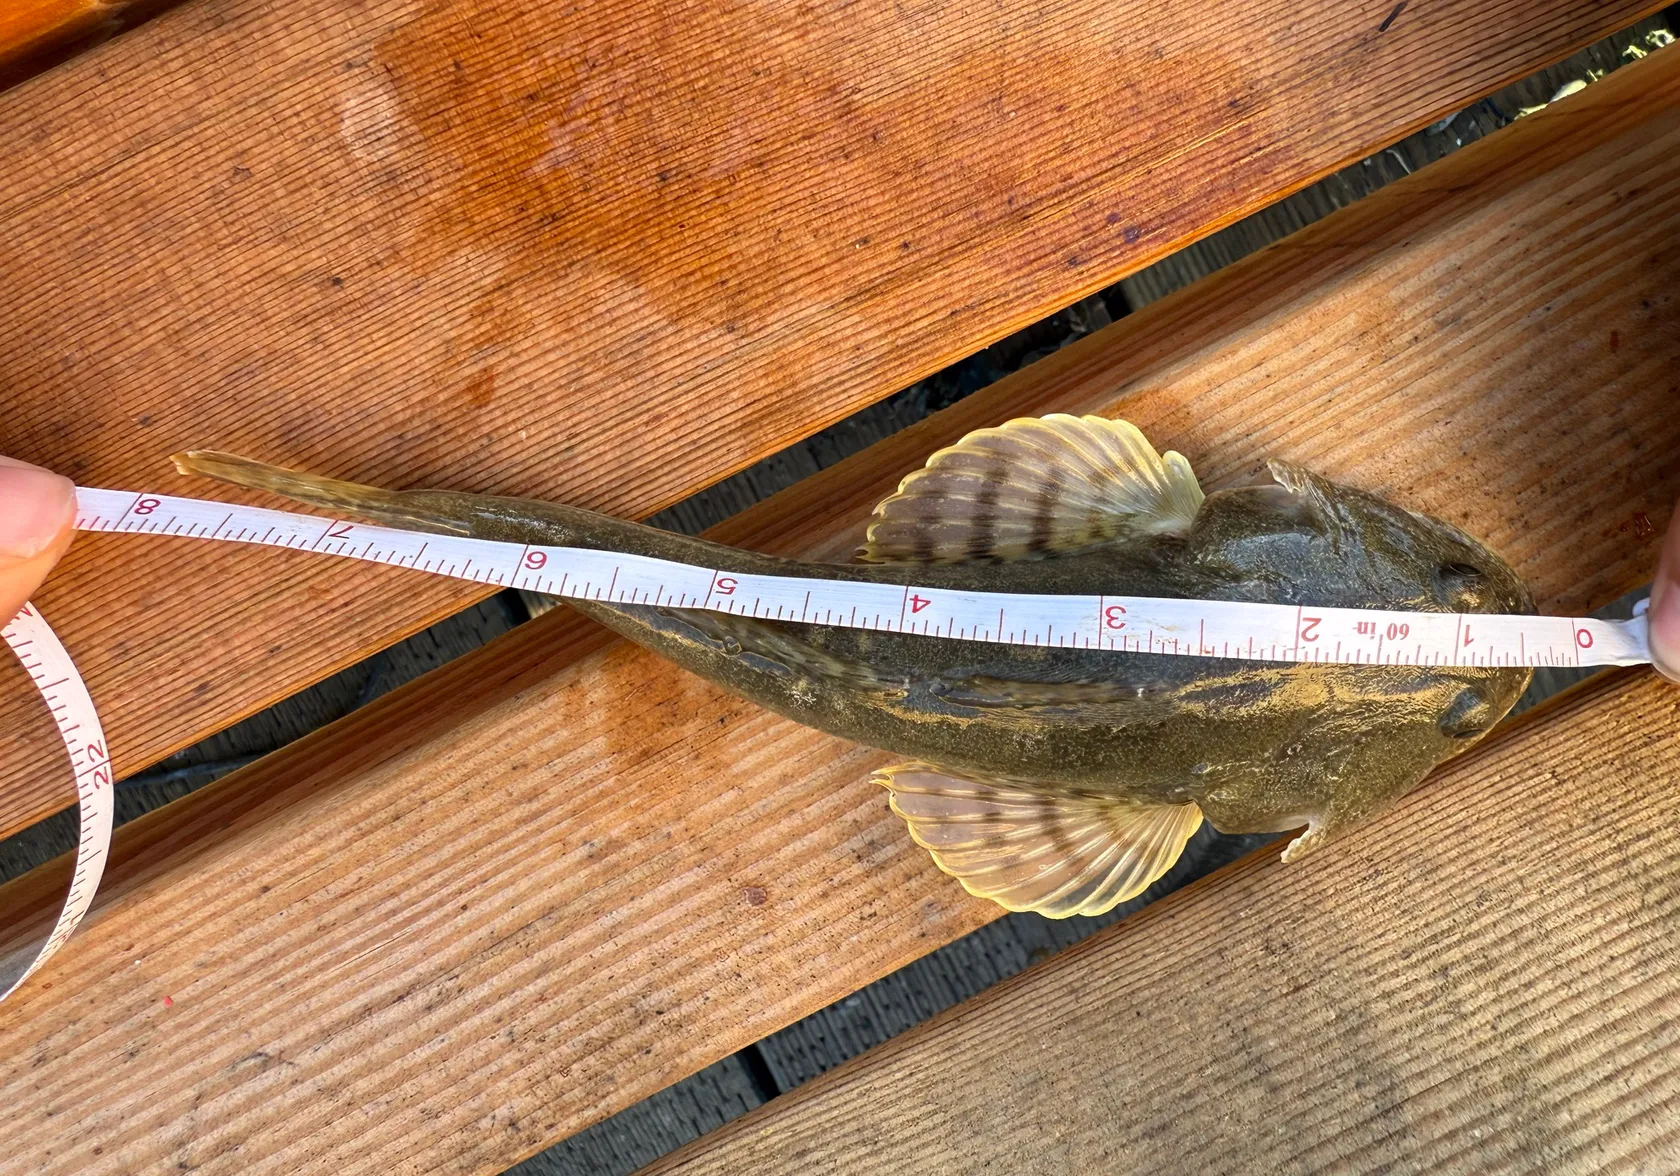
[1650,507,1680,683]
[0,456,76,623]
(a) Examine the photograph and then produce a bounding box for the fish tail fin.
[170,450,475,536]
[170,451,787,574]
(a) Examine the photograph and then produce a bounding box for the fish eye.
[1434,562,1489,608]
[1439,687,1492,739]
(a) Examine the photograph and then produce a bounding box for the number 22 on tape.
[1,603,113,1001]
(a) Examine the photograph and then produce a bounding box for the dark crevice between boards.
[733,1044,782,1105]
[0,12,1670,1176]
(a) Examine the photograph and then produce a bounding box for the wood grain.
[1117,16,1680,309]
[647,668,1680,1176]
[1,47,1676,1175]
[0,0,1662,839]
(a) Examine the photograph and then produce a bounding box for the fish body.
[175,416,1533,917]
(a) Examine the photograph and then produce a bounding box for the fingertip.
[0,459,75,561]
[1649,590,1680,684]
[1648,513,1680,683]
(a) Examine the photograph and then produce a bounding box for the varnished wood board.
[0,0,1664,837]
[646,669,1680,1176]
[2,45,1678,1176]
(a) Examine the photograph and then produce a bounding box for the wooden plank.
[646,668,1680,1176]
[642,294,1122,540]
[3,45,1679,1176]
[0,595,526,886]
[745,823,1274,1093]
[1118,15,1679,308]
[0,0,1662,841]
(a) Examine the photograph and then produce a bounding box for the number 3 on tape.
[0,603,113,1002]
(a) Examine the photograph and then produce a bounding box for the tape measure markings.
[1,603,113,1001]
[72,486,1651,669]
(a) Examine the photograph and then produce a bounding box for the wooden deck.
[0,26,1674,1171]
[0,0,1661,844]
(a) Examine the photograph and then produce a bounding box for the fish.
[172,414,1534,918]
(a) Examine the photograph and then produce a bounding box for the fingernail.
[0,459,75,561]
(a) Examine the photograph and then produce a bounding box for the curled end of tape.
[2,602,113,1002]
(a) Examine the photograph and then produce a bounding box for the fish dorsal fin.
[859,414,1203,564]
[877,764,1203,918]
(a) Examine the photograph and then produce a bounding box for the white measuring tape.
[1,602,111,1000]
[1,484,1655,998]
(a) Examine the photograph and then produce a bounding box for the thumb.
[0,457,77,624]
[1649,508,1680,684]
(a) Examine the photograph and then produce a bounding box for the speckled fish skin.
[174,417,1533,913]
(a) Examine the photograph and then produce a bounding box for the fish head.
[1192,460,1533,619]
[1189,460,1534,767]
[1270,460,1533,618]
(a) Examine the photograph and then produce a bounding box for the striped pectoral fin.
[859,414,1204,564]
[876,764,1203,918]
